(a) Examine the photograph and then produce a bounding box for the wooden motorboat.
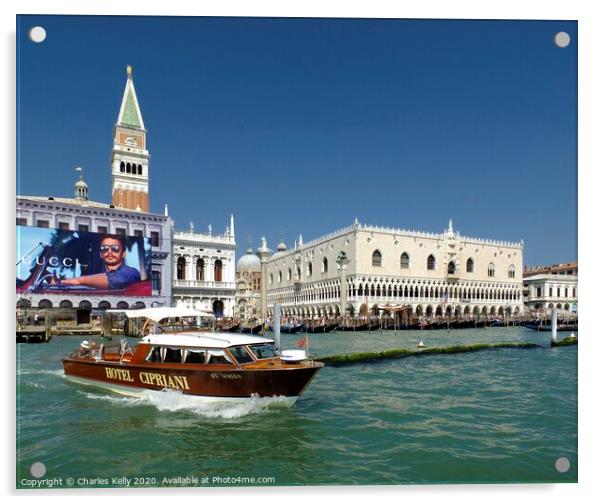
[62,308,323,405]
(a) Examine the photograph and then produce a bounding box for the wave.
[17,369,64,377]
[79,389,294,419]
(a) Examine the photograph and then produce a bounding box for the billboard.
[16,226,152,296]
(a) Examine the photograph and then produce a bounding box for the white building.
[16,66,172,315]
[171,217,236,316]
[265,220,524,320]
[16,176,172,311]
[523,263,578,315]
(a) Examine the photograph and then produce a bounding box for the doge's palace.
[265,219,524,320]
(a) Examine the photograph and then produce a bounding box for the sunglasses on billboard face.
[100,245,122,254]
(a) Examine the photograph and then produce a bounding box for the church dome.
[237,246,261,273]
[271,239,288,260]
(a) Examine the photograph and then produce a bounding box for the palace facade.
[265,220,524,319]
[172,218,237,316]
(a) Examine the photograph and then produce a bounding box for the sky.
[16,15,577,266]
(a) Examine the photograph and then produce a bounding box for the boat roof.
[141,331,274,349]
[107,307,214,322]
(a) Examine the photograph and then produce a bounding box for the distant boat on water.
[524,322,578,332]
[240,323,264,334]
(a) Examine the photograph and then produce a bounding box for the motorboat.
[62,308,323,406]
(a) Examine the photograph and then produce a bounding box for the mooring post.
[274,303,281,352]
[551,307,558,343]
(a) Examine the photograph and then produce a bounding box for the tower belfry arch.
[111,65,150,211]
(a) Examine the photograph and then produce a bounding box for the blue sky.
[16,16,577,266]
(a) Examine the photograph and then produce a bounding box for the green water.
[16,327,577,487]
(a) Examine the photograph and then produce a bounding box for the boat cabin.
[137,332,279,366]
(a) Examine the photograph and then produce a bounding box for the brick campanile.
[111,65,150,212]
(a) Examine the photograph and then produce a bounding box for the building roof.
[523,262,578,277]
[141,332,274,349]
[19,195,112,209]
[117,65,145,130]
[17,195,167,219]
[108,307,213,322]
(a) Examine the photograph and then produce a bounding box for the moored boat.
[524,322,578,332]
[304,323,326,333]
[337,321,369,331]
[240,323,264,334]
[62,308,323,405]
[270,323,303,334]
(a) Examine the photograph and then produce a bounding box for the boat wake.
[80,389,295,419]
[18,369,65,377]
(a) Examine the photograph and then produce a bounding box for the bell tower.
[111,65,150,211]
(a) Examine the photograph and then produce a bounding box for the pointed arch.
[466,258,474,273]
[508,264,516,279]
[427,254,436,270]
[372,249,382,267]
[400,252,410,269]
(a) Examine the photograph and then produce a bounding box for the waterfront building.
[265,219,524,319]
[235,241,262,319]
[522,262,578,315]
[16,66,172,318]
[16,173,172,312]
[171,217,236,315]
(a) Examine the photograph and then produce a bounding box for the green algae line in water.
[551,337,578,347]
[320,342,542,366]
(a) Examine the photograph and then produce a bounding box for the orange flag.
[296,334,308,349]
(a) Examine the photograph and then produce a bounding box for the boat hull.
[63,374,300,405]
[62,358,323,400]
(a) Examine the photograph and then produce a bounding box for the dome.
[271,239,288,260]
[75,179,88,188]
[237,246,261,273]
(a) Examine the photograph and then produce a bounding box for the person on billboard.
[52,235,140,289]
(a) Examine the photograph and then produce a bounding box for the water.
[16,327,577,487]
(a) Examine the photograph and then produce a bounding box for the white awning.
[107,307,214,322]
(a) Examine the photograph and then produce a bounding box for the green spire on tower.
[116,65,145,129]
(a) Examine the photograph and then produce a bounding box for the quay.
[16,325,51,343]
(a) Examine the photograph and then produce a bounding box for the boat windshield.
[229,345,254,364]
[248,343,278,360]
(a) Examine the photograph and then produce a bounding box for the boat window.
[207,349,233,365]
[145,346,162,363]
[163,347,182,363]
[229,345,254,364]
[249,343,277,360]
[184,349,206,364]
